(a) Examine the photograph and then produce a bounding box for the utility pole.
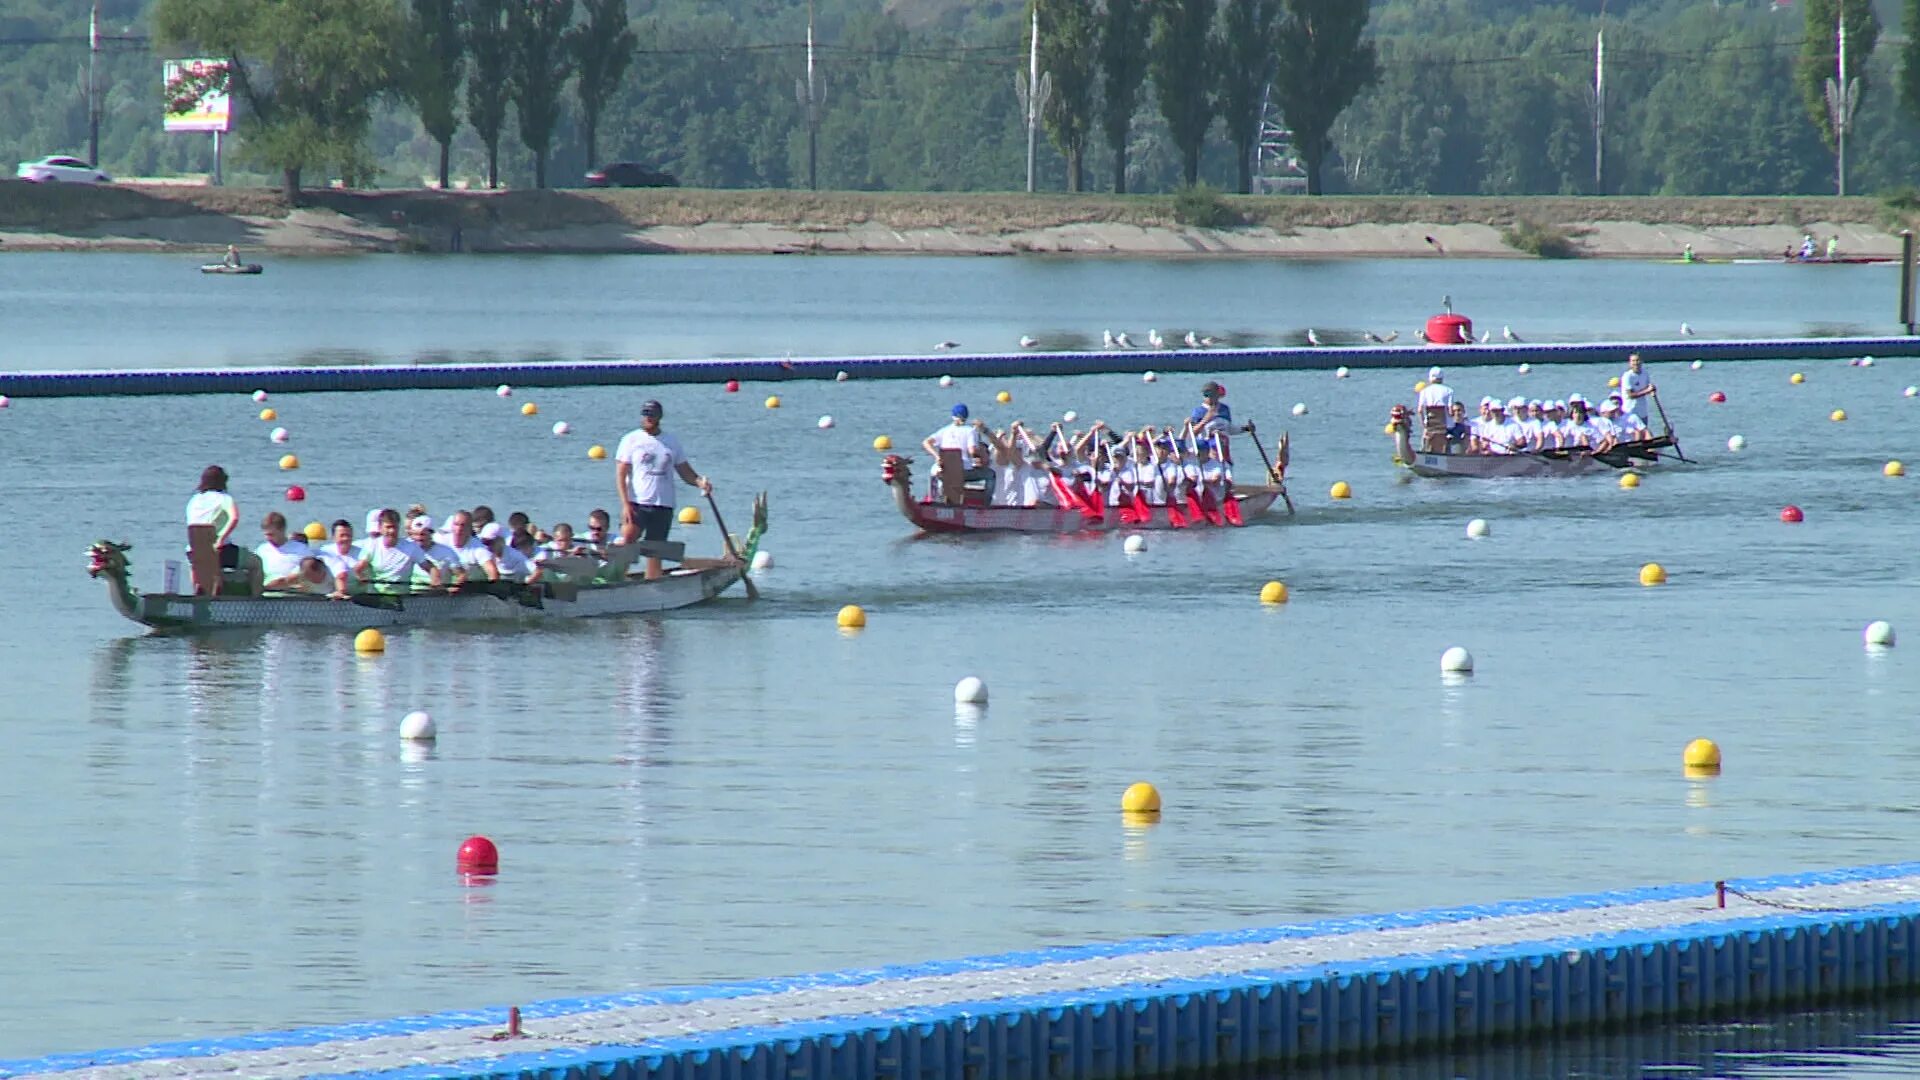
[1014,7,1051,193]
[1825,9,1860,197]
[794,0,824,190]
[87,2,99,166]
[1591,27,1604,193]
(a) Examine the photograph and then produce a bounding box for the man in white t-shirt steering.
[615,399,711,581]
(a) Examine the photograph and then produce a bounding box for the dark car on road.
[584,163,679,188]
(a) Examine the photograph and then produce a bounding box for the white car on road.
[16,156,112,184]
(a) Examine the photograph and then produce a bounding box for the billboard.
[163,59,232,133]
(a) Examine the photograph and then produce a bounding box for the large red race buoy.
[457,835,499,875]
[1425,313,1473,345]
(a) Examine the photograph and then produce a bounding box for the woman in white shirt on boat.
[185,465,239,596]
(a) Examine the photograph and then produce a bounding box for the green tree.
[509,0,576,188]
[153,0,404,202]
[1032,0,1100,192]
[1216,0,1278,194]
[1904,0,1920,124]
[570,0,635,173]
[1269,0,1378,194]
[1099,0,1149,193]
[404,0,465,189]
[462,0,513,188]
[1149,0,1217,186]
[1796,0,1878,151]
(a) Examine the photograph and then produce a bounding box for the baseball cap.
[479,522,504,541]
[1201,381,1224,399]
[409,514,434,531]
[1479,395,1494,407]
[1527,399,1543,409]
[641,400,664,418]
[1428,366,1444,382]
[1507,396,1526,409]
[952,403,969,418]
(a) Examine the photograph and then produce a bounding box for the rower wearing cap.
[922,403,994,503]
[1192,382,1233,434]
[408,514,466,586]
[1416,367,1453,452]
[616,398,712,581]
[481,522,543,583]
[1614,394,1650,442]
[1477,398,1508,454]
[1505,396,1535,450]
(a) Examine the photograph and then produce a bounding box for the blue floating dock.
[0,336,1915,397]
[8,863,1920,1079]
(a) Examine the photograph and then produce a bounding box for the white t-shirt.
[186,491,236,531]
[318,543,361,582]
[1620,369,1652,414]
[450,538,497,577]
[616,428,688,508]
[360,538,429,586]
[926,423,982,459]
[1618,413,1649,440]
[496,545,535,582]
[1416,383,1454,411]
[255,538,310,580]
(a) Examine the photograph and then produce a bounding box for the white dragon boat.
[1386,405,1680,479]
[88,495,766,632]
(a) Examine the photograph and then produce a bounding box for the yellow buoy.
[1790,372,1805,385]
[303,521,326,542]
[1830,409,1847,422]
[1330,481,1352,500]
[873,435,893,451]
[1886,460,1906,477]
[677,506,701,525]
[278,454,299,470]
[354,628,386,654]
[1413,381,1427,393]
[588,444,607,460]
[1639,562,1667,586]
[1259,581,1288,605]
[1608,376,1621,388]
[520,402,538,416]
[996,391,1012,404]
[259,407,277,422]
[836,604,866,628]
[1120,782,1162,814]
[765,395,782,409]
[1683,737,1721,771]
[1619,472,1640,489]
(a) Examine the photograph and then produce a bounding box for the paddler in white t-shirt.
[616,399,711,580]
[356,509,439,593]
[317,519,367,598]
[444,511,500,585]
[406,515,464,586]
[253,511,312,592]
[1619,354,1654,421]
[1416,367,1454,452]
[1479,401,1513,454]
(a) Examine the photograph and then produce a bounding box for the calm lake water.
[2,253,1919,1073]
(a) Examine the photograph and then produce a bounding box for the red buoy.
[1424,313,1473,346]
[457,834,499,874]
[285,485,306,502]
[725,379,740,393]
[1780,505,1804,523]
[1708,391,1727,403]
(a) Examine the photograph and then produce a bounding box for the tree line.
[10,0,1920,199]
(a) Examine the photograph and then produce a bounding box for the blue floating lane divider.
[6,863,1920,1079]
[1,336,1916,398]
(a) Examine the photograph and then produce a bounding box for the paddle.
[702,488,759,601]
[1242,420,1292,516]
[1649,388,1691,462]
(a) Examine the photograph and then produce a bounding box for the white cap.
[479,522,504,541]
[409,514,434,531]
[1552,400,1567,410]
[1527,399,1543,409]
[365,510,381,534]
[1507,396,1527,409]
[1428,367,1444,382]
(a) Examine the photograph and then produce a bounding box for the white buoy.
[939,375,954,388]
[1517,363,1531,374]
[496,384,512,397]
[399,710,437,741]
[1866,621,1897,647]
[269,426,289,444]
[1123,534,1146,555]
[1862,357,1876,367]
[1691,360,1704,371]
[836,370,850,382]
[1466,518,1490,539]
[1727,434,1746,452]
[1291,402,1308,416]
[750,550,773,571]
[0,395,10,409]
[1440,646,1474,673]
[1063,410,1078,422]
[1907,387,1919,399]
[252,389,269,403]
[1143,371,1158,383]
[954,676,988,704]
[1335,366,1350,379]
[551,421,571,436]
[817,415,835,429]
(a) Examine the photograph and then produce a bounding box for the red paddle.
[1223,493,1244,527]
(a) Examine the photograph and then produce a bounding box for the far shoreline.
[0,184,1909,261]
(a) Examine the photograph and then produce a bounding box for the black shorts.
[628,502,674,543]
[217,543,241,570]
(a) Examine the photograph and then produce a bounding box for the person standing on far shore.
[615,399,710,581]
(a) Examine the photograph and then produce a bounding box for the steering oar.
[702,488,759,601]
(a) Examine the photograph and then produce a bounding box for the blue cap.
[952,404,969,418]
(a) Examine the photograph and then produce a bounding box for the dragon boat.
[88,494,766,632]
[882,426,1293,534]
[1385,405,1679,479]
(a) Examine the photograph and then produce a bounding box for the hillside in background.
[0,0,1916,198]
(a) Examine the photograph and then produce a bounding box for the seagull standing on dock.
[935,340,960,351]
[1456,324,1472,344]
[1200,335,1219,347]
[1148,329,1165,349]
[1479,329,1492,344]
[1680,323,1695,337]
[1306,329,1324,346]
[1503,325,1520,343]
[1183,331,1202,348]
[1102,329,1118,349]
[1115,331,1136,349]
[1020,335,1039,348]
[1382,330,1398,343]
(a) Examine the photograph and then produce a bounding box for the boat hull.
[898,488,1283,533]
[120,567,743,631]
[201,263,264,275]
[1401,440,1669,479]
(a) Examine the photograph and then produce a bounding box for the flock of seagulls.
[935,320,1704,354]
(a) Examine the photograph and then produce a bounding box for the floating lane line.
[7,863,1920,1079]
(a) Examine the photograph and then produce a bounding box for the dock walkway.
[7,864,1920,1079]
